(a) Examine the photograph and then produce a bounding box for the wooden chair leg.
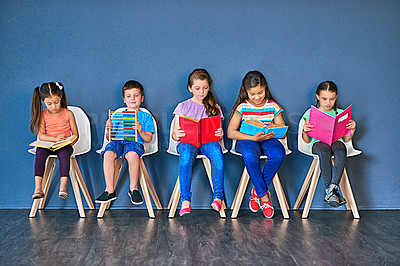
[69,159,85,218]
[71,157,95,209]
[202,158,226,218]
[302,160,321,218]
[231,168,250,219]
[168,178,180,210]
[293,158,318,210]
[272,174,289,219]
[339,168,360,219]
[168,178,181,218]
[39,157,57,209]
[140,159,162,209]
[139,165,155,218]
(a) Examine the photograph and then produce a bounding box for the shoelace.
[249,196,260,205]
[260,202,273,210]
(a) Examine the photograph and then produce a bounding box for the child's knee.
[104,151,117,161]
[125,151,139,162]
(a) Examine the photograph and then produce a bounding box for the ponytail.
[30,86,43,134]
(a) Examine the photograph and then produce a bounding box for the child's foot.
[59,191,69,199]
[179,201,192,216]
[95,191,117,203]
[260,191,274,219]
[324,184,340,207]
[249,188,260,212]
[32,191,44,199]
[128,189,143,205]
[211,199,222,212]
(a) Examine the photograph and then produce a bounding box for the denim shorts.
[101,140,145,158]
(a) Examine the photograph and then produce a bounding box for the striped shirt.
[235,100,283,125]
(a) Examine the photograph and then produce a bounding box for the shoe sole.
[128,192,143,205]
[95,197,117,204]
[324,199,340,207]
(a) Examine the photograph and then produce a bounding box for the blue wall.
[1,0,399,210]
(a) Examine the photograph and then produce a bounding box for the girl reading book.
[172,69,224,216]
[301,81,356,207]
[227,71,286,219]
[30,82,79,200]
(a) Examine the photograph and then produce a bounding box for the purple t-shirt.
[173,99,224,120]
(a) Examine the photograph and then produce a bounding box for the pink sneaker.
[211,199,222,212]
[260,191,274,218]
[179,204,192,217]
[249,188,260,212]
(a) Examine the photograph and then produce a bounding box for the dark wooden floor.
[0,209,399,265]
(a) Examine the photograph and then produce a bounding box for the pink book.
[307,105,352,146]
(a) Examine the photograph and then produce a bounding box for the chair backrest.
[167,116,228,158]
[298,112,362,157]
[96,107,158,157]
[230,137,292,158]
[28,106,91,156]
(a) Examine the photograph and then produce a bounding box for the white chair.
[29,106,95,218]
[96,107,162,218]
[293,116,361,218]
[166,117,228,218]
[230,137,292,219]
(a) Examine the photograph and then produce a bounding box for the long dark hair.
[315,81,338,113]
[187,69,220,117]
[229,70,276,121]
[30,82,67,134]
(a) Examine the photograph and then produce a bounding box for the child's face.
[317,90,337,112]
[247,85,266,106]
[188,79,209,104]
[123,88,144,110]
[44,94,62,114]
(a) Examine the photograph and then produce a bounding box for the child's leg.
[330,141,347,185]
[312,142,333,188]
[236,140,267,198]
[125,151,140,191]
[200,142,224,203]
[260,138,286,200]
[56,145,73,192]
[177,142,198,208]
[34,148,51,193]
[103,151,117,193]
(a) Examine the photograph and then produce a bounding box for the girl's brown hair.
[187,69,220,117]
[30,82,67,134]
[315,81,338,113]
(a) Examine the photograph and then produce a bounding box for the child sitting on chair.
[95,80,155,205]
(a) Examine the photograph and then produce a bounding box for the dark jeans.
[236,139,285,198]
[34,145,73,178]
[312,141,346,189]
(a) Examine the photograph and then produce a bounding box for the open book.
[179,115,221,148]
[239,119,288,138]
[109,109,138,141]
[307,105,352,145]
[29,135,77,151]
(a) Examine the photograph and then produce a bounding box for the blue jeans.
[236,139,285,198]
[177,142,224,202]
[312,141,346,189]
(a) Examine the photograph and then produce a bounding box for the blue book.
[240,120,288,138]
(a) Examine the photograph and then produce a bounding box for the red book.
[179,115,221,148]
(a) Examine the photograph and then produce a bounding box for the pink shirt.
[43,108,71,137]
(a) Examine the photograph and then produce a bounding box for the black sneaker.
[128,189,143,205]
[95,191,117,203]
[324,184,340,207]
[333,189,347,206]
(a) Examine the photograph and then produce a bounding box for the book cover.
[179,115,221,148]
[110,109,138,141]
[239,120,288,138]
[29,135,77,151]
[307,105,352,145]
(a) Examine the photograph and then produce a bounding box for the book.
[179,115,221,148]
[29,135,77,151]
[307,104,352,146]
[239,119,288,138]
[109,109,138,141]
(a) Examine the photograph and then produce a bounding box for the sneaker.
[128,189,143,205]
[179,204,192,217]
[332,186,347,206]
[211,199,222,212]
[249,188,260,212]
[95,191,117,203]
[324,184,340,207]
[260,191,274,218]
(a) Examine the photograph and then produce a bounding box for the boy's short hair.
[122,80,144,97]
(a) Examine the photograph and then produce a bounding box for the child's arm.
[68,110,79,145]
[37,117,66,142]
[302,118,313,143]
[172,115,186,141]
[105,118,113,141]
[343,119,356,142]
[227,112,274,141]
[134,121,153,143]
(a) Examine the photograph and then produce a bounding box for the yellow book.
[29,135,77,151]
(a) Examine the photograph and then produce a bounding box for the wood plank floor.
[0,209,399,265]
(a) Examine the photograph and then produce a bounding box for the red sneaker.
[260,191,274,219]
[249,188,260,212]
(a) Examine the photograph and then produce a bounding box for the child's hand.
[252,132,275,141]
[215,128,224,138]
[346,120,356,130]
[133,121,143,133]
[55,134,66,142]
[303,119,313,133]
[106,119,113,130]
[173,127,186,140]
